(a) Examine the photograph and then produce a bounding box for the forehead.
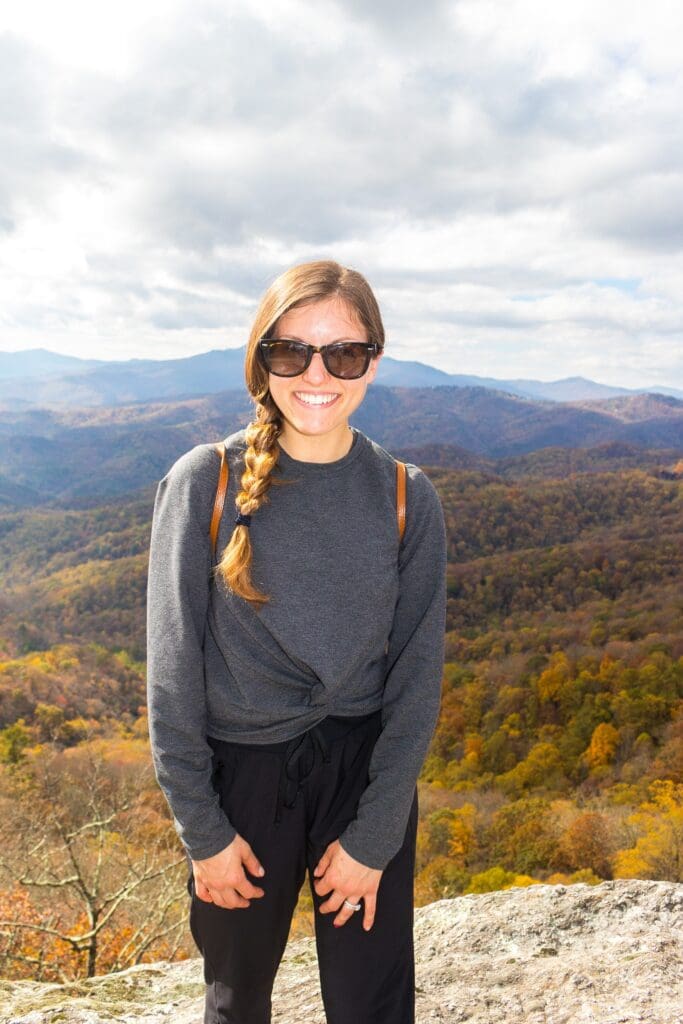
[276,296,366,341]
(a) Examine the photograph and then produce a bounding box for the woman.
[146,259,447,1024]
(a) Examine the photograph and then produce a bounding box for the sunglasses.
[258,337,380,380]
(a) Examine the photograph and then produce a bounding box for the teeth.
[295,392,338,406]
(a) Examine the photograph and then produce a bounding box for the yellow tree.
[536,652,572,705]
[497,742,565,797]
[613,780,683,881]
[446,804,479,866]
[584,723,621,770]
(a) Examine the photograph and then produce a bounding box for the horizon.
[2,344,682,397]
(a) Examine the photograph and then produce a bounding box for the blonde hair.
[217,259,385,606]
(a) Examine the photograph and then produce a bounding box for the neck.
[278,425,354,463]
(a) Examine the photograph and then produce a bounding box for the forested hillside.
[0,448,681,981]
[1,387,682,504]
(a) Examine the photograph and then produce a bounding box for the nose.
[302,350,328,385]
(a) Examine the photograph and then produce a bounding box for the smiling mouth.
[294,392,340,407]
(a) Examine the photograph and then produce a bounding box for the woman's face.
[266,295,381,458]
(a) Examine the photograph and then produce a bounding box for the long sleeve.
[337,466,447,870]
[146,446,237,860]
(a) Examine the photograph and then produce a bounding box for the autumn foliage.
[0,456,681,978]
[0,738,188,981]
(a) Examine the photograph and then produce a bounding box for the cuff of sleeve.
[182,822,237,862]
[337,830,394,872]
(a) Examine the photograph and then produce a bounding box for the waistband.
[208,707,382,827]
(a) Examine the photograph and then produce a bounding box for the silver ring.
[343,898,362,911]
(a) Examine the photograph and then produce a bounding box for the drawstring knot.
[274,727,332,824]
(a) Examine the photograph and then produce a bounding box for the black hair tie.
[235,511,252,528]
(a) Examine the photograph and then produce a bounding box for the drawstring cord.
[274,726,332,824]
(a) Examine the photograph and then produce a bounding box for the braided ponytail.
[217,259,385,608]
[217,395,281,605]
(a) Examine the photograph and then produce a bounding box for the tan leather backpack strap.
[210,443,229,561]
[395,459,407,543]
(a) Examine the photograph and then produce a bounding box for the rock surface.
[1,880,681,1024]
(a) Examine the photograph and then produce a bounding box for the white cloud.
[0,0,681,388]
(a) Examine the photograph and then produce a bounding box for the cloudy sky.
[1,0,682,388]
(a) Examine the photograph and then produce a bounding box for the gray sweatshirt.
[146,426,446,870]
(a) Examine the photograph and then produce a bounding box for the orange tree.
[0,739,187,980]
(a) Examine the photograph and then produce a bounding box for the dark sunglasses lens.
[261,339,374,379]
[324,343,371,379]
[263,340,308,376]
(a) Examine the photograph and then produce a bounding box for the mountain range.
[0,384,682,506]
[1,346,682,408]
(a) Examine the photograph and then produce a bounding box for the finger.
[196,872,263,901]
[314,849,331,877]
[244,849,266,879]
[213,895,250,910]
[210,888,250,910]
[235,876,266,900]
[233,863,266,899]
[313,863,337,896]
[318,890,346,915]
[195,881,213,903]
[362,892,376,931]
[314,874,334,897]
[333,896,361,928]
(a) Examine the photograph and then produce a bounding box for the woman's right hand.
[192,834,266,909]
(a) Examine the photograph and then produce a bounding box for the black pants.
[187,708,418,1024]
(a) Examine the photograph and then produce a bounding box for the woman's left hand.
[313,839,383,931]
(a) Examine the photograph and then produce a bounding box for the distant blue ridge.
[0,346,681,406]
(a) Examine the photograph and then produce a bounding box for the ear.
[365,349,382,385]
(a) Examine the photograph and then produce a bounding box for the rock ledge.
[1,880,681,1024]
